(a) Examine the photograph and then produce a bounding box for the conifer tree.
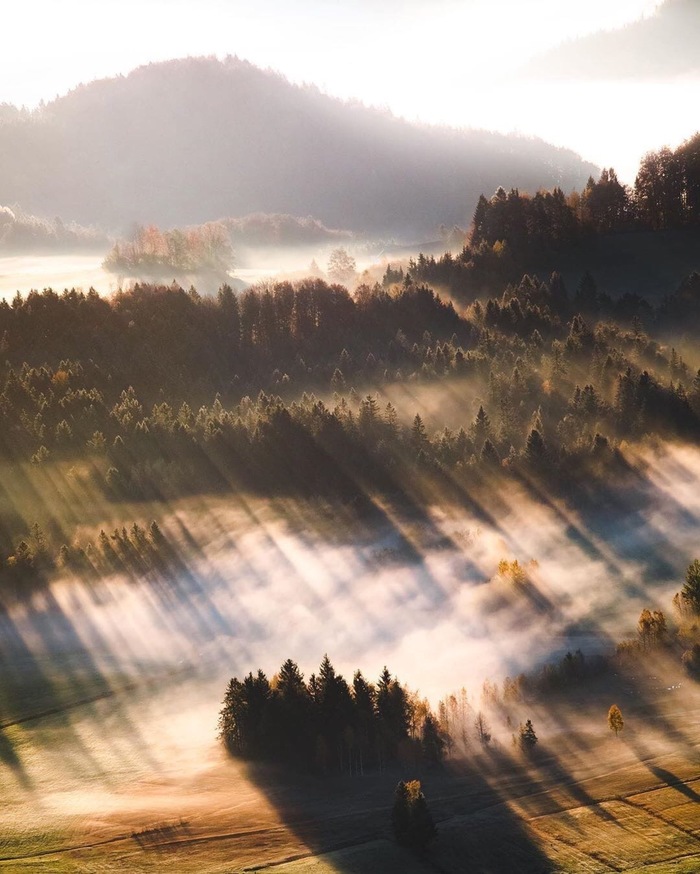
[519,719,538,751]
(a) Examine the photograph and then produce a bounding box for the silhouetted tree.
[421,714,446,765]
[519,719,538,752]
[681,559,700,613]
[391,780,437,851]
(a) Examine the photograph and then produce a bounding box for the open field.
[3,676,700,872]
[0,255,116,300]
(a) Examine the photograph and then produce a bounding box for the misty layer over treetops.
[0,57,596,238]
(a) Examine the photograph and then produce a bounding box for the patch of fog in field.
[0,254,118,298]
[0,247,388,301]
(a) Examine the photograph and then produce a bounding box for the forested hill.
[521,0,700,80]
[0,57,596,238]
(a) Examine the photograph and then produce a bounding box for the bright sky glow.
[3,0,696,182]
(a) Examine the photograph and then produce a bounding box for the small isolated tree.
[608,704,624,737]
[391,780,437,851]
[327,248,357,286]
[519,719,538,752]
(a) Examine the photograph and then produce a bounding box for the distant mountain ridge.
[0,57,598,238]
[522,0,700,81]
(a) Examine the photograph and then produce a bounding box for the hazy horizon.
[5,0,698,184]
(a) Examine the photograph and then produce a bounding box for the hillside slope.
[522,0,700,81]
[0,57,597,238]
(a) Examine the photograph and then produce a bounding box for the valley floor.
[2,671,700,873]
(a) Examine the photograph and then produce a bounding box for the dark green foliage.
[0,249,699,509]
[391,780,437,851]
[219,657,428,774]
[411,137,700,306]
[421,714,446,765]
[682,644,700,676]
[524,429,547,465]
[0,279,467,410]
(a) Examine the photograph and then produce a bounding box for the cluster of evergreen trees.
[407,134,700,303]
[469,133,700,254]
[0,519,175,600]
[0,279,465,400]
[218,656,445,774]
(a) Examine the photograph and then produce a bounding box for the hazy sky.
[4,0,696,181]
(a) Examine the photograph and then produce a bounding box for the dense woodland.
[1,263,700,504]
[0,144,699,572]
[470,133,700,246]
[409,133,700,301]
[0,205,107,252]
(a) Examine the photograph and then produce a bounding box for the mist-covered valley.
[2,434,700,870]
[3,2,700,869]
[2,438,698,698]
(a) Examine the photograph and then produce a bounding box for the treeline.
[0,205,107,252]
[472,134,700,252]
[219,655,445,774]
[0,519,177,601]
[103,222,234,276]
[222,213,353,248]
[408,133,700,301]
[0,280,466,401]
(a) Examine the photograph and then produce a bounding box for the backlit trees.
[519,719,538,751]
[608,704,624,737]
[681,559,700,613]
[327,248,357,285]
[391,780,437,850]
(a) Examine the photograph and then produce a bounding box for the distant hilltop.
[0,56,597,240]
[521,0,700,80]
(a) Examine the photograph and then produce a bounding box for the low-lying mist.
[1,438,699,850]
[2,441,697,705]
